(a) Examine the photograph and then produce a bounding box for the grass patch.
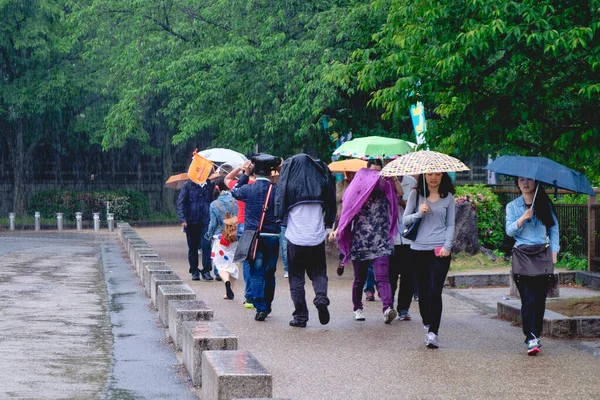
[450,252,510,272]
[546,297,600,317]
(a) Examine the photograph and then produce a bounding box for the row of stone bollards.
[8,212,114,232]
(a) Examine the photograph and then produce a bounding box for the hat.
[251,153,281,176]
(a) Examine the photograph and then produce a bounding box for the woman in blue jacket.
[506,177,559,355]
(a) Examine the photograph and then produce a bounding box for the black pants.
[412,249,451,335]
[287,240,330,323]
[389,244,414,312]
[185,223,212,275]
[514,274,549,342]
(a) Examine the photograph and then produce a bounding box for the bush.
[455,184,504,249]
[29,190,149,221]
[556,252,588,271]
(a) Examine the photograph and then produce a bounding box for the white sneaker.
[425,332,440,348]
[284,272,289,278]
[353,309,366,321]
[383,307,397,324]
[424,325,430,343]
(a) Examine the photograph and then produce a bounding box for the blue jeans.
[237,224,253,303]
[364,261,375,294]
[187,222,212,275]
[250,235,279,312]
[279,226,288,272]
[514,274,549,342]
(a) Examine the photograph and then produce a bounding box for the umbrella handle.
[531,182,540,209]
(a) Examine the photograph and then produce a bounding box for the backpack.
[215,197,238,243]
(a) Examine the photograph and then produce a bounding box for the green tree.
[350,0,600,181]
[0,0,92,213]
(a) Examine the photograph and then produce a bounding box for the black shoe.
[289,319,307,328]
[225,281,234,300]
[255,311,267,321]
[215,275,223,281]
[201,272,214,281]
[191,272,200,281]
[317,304,330,325]
[336,263,345,276]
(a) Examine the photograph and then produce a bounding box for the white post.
[56,213,63,231]
[9,213,15,231]
[107,213,114,233]
[93,213,100,232]
[34,212,40,231]
[76,212,83,230]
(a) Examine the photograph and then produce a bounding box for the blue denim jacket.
[206,192,238,239]
[505,196,559,252]
[231,174,280,234]
[177,180,215,225]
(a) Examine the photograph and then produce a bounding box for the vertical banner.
[410,101,427,146]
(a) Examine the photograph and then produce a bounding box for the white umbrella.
[197,148,247,168]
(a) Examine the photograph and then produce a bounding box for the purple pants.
[352,256,393,312]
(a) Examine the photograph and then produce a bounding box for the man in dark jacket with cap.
[231,154,281,322]
[275,153,336,327]
[177,177,216,281]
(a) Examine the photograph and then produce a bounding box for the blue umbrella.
[484,155,595,195]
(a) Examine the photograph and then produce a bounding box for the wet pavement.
[2,227,600,400]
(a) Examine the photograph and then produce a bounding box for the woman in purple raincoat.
[333,167,399,323]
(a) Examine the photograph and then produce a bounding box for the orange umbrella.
[164,173,189,189]
[328,159,368,173]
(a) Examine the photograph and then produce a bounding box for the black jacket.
[274,154,336,228]
[177,179,216,225]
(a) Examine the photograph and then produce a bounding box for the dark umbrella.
[484,155,595,196]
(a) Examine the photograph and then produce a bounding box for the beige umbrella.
[380,150,469,176]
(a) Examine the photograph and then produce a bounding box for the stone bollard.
[93,213,100,232]
[76,212,83,230]
[56,213,63,231]
[107,213,114,233]
[34,212,40,231]
[9,212,15,230]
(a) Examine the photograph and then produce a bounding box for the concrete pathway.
[137,226,600,400]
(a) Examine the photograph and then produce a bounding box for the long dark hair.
[514,178,556,229]
[416,173,455,198]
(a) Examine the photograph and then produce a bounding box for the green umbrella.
[332,136,414,160]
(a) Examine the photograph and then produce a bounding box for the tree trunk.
[161,129,176,214]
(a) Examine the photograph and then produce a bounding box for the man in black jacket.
[177,177,216,281]
[275,154,336,327]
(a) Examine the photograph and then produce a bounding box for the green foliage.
[350,0,600,181]
[29,190,149,221]
[554,194,588,204]
[455,184,504,249]
[556,253,588,271]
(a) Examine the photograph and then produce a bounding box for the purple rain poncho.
[337,168,398,264]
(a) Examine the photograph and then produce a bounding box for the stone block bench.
[202,350,271,400]
[157,284,196,327]
[135,252,160,277]
[142,262,170,296]
[182,320,237,386]
[151,274,183,309]
[168,300,214,351]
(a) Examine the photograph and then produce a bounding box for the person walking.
[403,172,455,348]
[389,174,417,321]
[177,174,216,281]
[334,167,399,324]
[231,154,281,322]
[275,154,336,327]
[506,177,559,355]
[205,176,239,300]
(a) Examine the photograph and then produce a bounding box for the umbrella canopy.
[197,148,247,168]
[164,173,189,189]
[328,159,368,173]
[484,155,595,195]
[332,136,414,160]
[380,150,470,176]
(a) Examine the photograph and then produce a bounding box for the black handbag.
[401,193,421,241]
[233,183,273,262]
[512,244,553,276]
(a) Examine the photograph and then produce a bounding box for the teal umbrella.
[332,136,414,160]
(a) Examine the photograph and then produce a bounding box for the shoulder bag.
[234,183,273,262]
[401,193,421,241]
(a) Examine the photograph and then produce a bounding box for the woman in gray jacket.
[403,172,455,349]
